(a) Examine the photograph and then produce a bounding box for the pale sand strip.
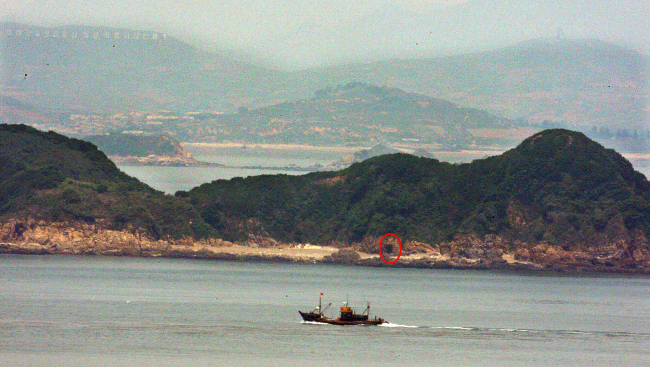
[185,244,340,261]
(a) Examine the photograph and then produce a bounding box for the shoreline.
[2,240,649,275]
[2,219,648,275]
[109,155,321,171]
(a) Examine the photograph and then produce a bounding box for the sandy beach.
[191,243,341,262]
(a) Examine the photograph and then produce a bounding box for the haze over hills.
[0,22,285,112]
[304,38,649,131]
[1,22,648,135]
[179,82,526,146]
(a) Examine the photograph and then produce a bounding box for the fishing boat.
[299,297,386,326]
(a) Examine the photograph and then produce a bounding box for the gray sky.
[1,0,648,69]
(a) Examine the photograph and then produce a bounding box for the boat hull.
[299,311,324,322]
[299,311,385,326]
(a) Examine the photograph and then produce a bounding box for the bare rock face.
[439,234,508,262]
[246,234,283,248]
[352,235,435,256]
[2,217,650,274]
[0,218,172,256]
[323,249,361,264]
[514,248,531,262]
[403,241,436,255]
[427,231,650,273]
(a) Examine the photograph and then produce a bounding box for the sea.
[117,145,344,194]
[2,255,649,366]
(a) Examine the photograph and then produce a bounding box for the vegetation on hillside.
[195,82,521,146]
[0,124,212,239]
[319,39,648,132]
[2,124,649,255]
[184,129,650,249]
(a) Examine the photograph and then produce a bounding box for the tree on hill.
[0,124,213,239]
[185,129,650,252]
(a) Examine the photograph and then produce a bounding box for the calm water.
[118,146,344,194]
[186,145,344,167]
[117,165,305,194]
[1,255,649,366]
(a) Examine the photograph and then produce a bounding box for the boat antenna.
[322,302,332,316]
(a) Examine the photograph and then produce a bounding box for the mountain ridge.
[184,129,650,272]
[2,22,647,133]
[302,38,649,130]
[0,22,281,112]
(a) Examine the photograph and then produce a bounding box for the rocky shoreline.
[2,219,650,275]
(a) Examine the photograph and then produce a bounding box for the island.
[1,124,649,274]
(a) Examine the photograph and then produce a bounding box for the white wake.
[379,322,419,328]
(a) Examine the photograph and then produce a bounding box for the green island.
[1,124,649,273]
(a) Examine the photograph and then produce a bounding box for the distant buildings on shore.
[2,26,167,41]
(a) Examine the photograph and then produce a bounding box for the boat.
[299,297,386,326]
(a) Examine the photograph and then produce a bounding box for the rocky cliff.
[3,217,649,274]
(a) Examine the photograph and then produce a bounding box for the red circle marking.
[379,233,402,265]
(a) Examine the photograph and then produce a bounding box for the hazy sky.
[1,0,648,69]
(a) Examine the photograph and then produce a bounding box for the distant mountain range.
[1,22,648,133]
[0,22,280,112]
[306,39,649,131]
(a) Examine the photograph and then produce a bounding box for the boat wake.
[298,321,650,342]
[300,320,330,325]
[430,326,650,341]
[379,322,418,328]
[300,320,418,328]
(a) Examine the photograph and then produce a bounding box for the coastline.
[111,144,650,177]
[182,142,367,153]
[108,154,321,171]
[2,219,649,275]
[4,240,647,275]
[2,237,648,275]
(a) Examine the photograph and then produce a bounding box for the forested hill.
[2,125,650,271]
[0,124,211,239]
[185,129,650,257]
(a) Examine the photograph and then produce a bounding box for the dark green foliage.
[0,124,147,190]
[0,124,214,239]
[4,125,648,248]
[188,129,650,247]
